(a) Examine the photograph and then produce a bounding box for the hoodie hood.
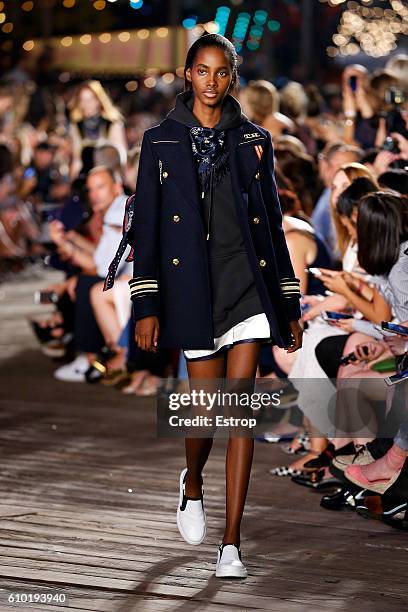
[166,90,246,131]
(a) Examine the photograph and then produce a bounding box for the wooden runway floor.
[0,269,407,612]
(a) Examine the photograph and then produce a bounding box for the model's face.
[86,171,120,214]
[79,87,101,118]
[186,47,233,108]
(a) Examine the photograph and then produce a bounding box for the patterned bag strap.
[103,194,136,292]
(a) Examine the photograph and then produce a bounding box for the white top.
[94,194,133,278]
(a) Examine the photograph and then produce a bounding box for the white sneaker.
[176,468,206,545]
[54,355,89,382]
[215,543,247,578]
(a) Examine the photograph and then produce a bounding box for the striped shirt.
[370,240,408,322]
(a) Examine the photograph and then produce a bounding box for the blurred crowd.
[1,51,408,530]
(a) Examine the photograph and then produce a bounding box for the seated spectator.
[312,143,362,256]
[239,80,295,137]
[50,165,131,382]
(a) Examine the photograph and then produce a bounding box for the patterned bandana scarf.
[189,126,229,193]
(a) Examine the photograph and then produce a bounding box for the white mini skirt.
[183,312,272,361]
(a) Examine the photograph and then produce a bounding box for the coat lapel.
[228,127,266,194]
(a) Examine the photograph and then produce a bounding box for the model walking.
[105,34,303,578]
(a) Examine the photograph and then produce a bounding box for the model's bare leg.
[223,341,261,546]
[184,354,226,498]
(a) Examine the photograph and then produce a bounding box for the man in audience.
[312,142,362,256]
[50,166,131,382]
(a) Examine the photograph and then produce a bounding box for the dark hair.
[184,34,238,93]
[336,177,378,218]
[357,192,408,275]
[378,169,408,195]
[0,144,13,180]
[278,189,302,216]
[274,148,322,216]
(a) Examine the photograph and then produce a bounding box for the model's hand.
[287,320,303,353]
[135,316,159,352]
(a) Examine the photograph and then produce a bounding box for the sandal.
[281,433,310,455]
[303,442,336,470]
[291,468,342,489]
[134,375,162,397]
[122,369,150,394]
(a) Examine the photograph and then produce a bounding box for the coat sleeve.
[127,132,161,321]
[259,132,301,322]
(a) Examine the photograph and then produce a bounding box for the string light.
[98,32,111,43]
[329,0,407,58]
[137,29,150,39]
[62,0,76,7]
[204,21,220,34]
[118,31,131,42]
[156,27,169,37]
[79,34,92,44]
[182,17,197,30]
[21,1,33,11]
[144,76,157,88]
[125,80,138,92]
[162,72,175,84]
[23,40,35,51]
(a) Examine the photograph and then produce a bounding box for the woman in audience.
[271,171,380,474]
[239,79,295,137]
[69,80,127,180]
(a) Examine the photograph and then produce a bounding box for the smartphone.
[34,290,59,305]
[309,267,322,277]
[385,370,408,386]
[349,75,357,92]
[339,351,357,367]
[381,321,408,337]
[322,311,353,322]
[339,345,369,367]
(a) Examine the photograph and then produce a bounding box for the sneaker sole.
[215,565,248,578]
[176,468,206,546]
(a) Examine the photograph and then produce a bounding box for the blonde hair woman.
[69,80,127,179]
[239,79,294,137]
[330,162,378,258]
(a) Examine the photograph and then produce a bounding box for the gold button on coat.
[172,257,180,266]
[259,259,266,267]
[172,214,180,222]
[253,217,260,224]
[162,171,168,178]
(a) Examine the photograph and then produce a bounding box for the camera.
[384,87,405,107]
[382,136,400,154]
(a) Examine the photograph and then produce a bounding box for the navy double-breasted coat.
[105,113,301,350]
